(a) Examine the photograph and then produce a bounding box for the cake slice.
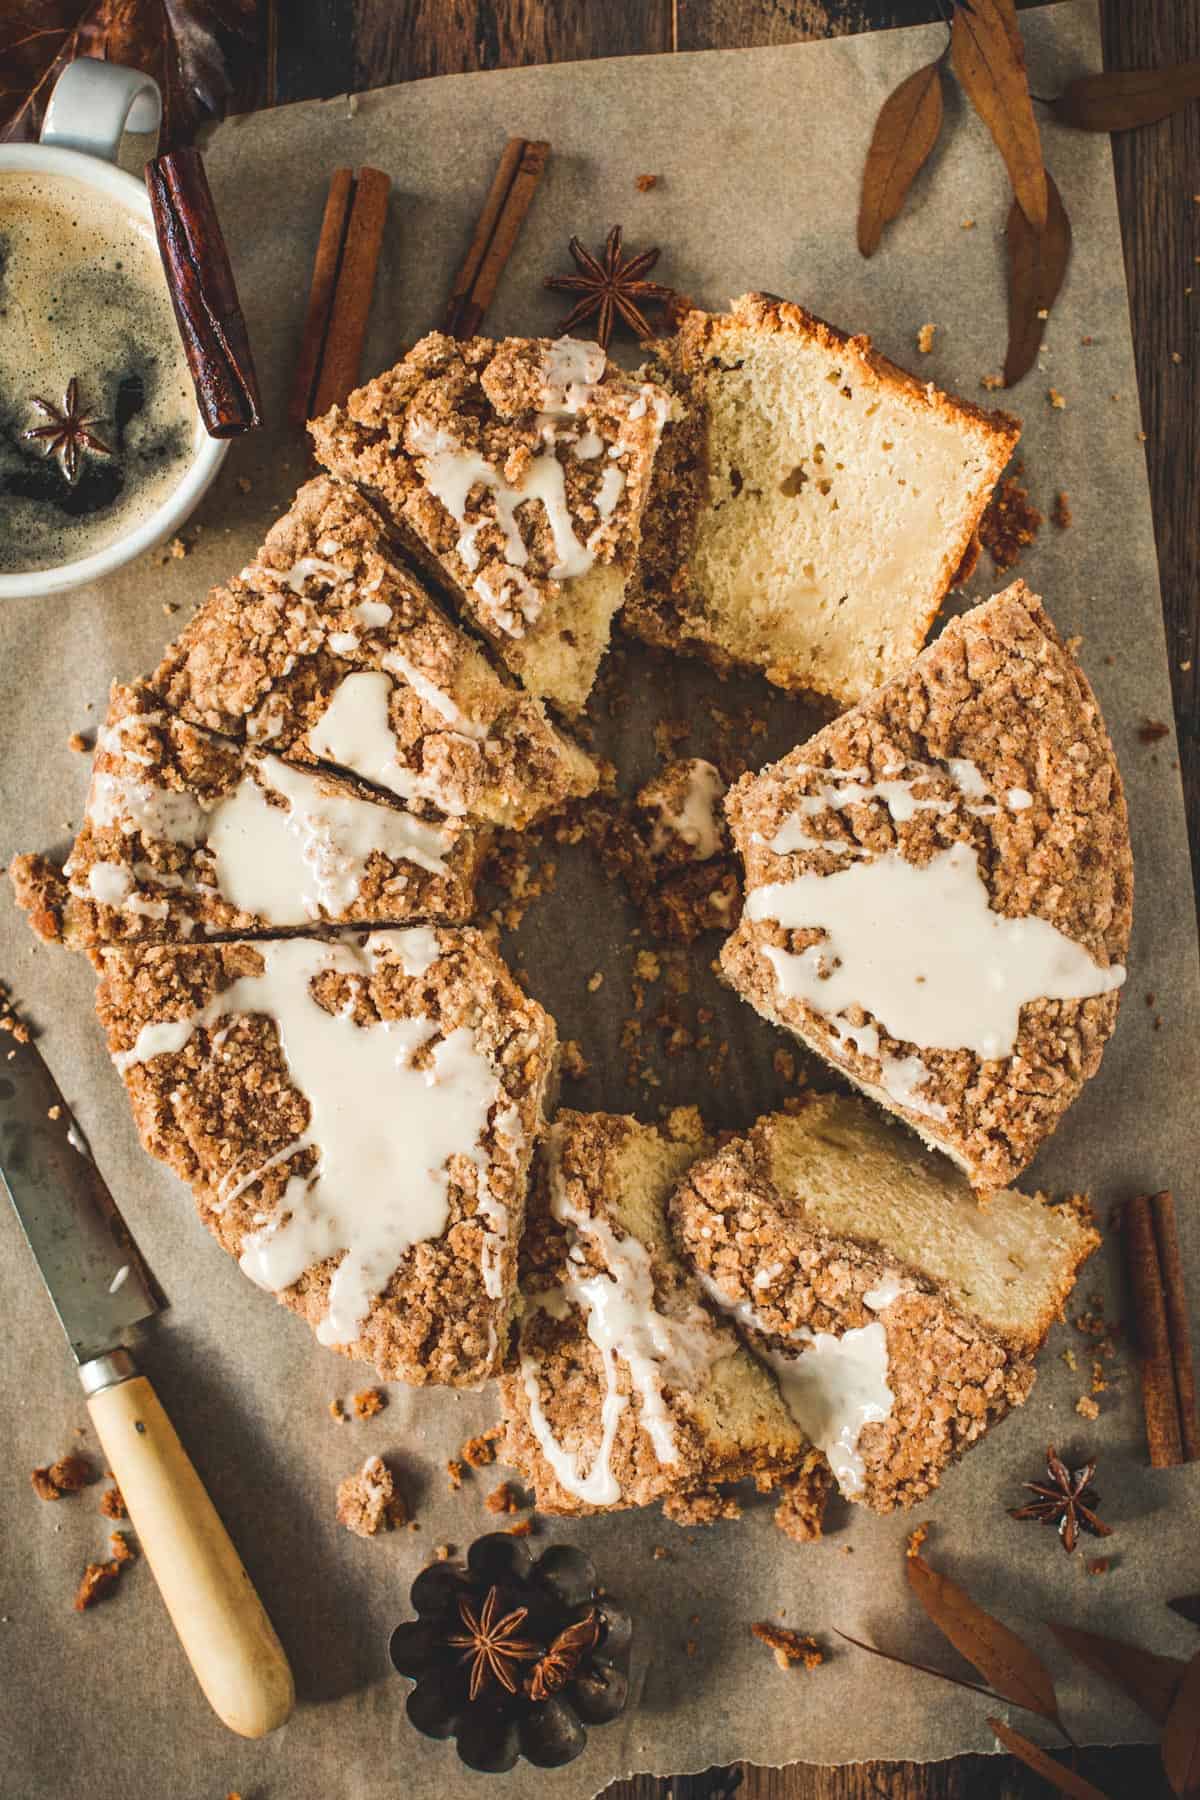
[10,683,485,949]
[669,1096,1100,1512]
[499,1108,819,1520]
[626,293,1020,704]
[148,477,596,829]
[94,928,558,1387]
[310,333,671,714]
[722,583,1132,1189]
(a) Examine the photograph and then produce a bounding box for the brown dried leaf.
[1052,62,1200,133]
[1169,1595,1200,1630]
[906,1554,1063,1728]
[1004,167,1071,386]
[1163,1649,1200,1799]
[1048,1623,1186,1726]
[0,0,257,150]
[857,58,945,258]
[951,0,1047,231]
[988,1719,1112,1800]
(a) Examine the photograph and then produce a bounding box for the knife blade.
[0,1032,162,1363]
[0,1025,294,1737]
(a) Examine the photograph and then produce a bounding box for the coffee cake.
[670,1096,1099,1512]
[10,682,485,948]
[722,583,1132,1189]
[499,1108,813,1516]
[148,477,596,829]
[94,928,557,1387]
[310,334,670,713]
[626,293,1020,704]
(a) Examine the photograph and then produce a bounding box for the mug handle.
[40,59,161,163]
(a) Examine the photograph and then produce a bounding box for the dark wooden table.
[266,4,1196,1795]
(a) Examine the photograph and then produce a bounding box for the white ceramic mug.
[0,60,227,600]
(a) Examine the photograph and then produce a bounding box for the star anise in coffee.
[23,380,113,485]
[1009,1445,1114,1553]
[527,1608,601,1701]
[446,1585,540,1700]
[544,225,675,348]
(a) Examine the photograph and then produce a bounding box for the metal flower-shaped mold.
[390,1534,632,1774]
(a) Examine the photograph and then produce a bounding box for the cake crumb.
[73,1559,123,1611]
[1086,1558,1111,1576]
[1051,490,1072,530]
[336,1456,407,1538]
[236,476,253,494]
[1137,720,1170,744]
[906,1521,931,1559]
[98,1485,126,1520]
[1048,387,1066,409]
[1075,1394,1100,1420]
[561,1038,590,1080]
[329,1397,346,1423]
[978,475,1042,572]
[917,323,936,355]
[32,1454,95,1501]
[652,1545,671,1561]
[485,1480,524,1515]
[47,1104,61,1120]
[751,1622,825,1672]
[67,732,89,753]
[108,1531,135,1564]
[635,173,658,191]
[505,1517,535,1536]
[460,1426,502,1469]
[981,373,1004,391]
[352,1387,386,1420]
[587,970,604,993]
[167,536,188,560]
[446,1459,465,1492]
[431,1543,454,1562]
[961,218,976,229]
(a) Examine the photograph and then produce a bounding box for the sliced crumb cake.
[148,476,596,829]
[10,682,486,947]
[310,333,670,714]
[500,1108,822,1523]
[722,582,1132,1189]
[627,292,1019,704]
[669,1096,1100,1512]
[94,928,557,1388]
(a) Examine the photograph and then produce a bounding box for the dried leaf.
[1004,167,1071,386]
[1163,1649,1200,1799]
[1049,1623,1186,1726]
[951,0,1047,231]
[857,58,945,258]
[1052,62,1200,133]
[1170,1596,1200,1630]
[833,1629,1048,1717]
[988,1719,1112,1800]
[906,1553,1063,1729]
[0,0,257,150]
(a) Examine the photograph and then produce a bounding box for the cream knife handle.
[82,1351,295,1738]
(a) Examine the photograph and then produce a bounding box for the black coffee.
[0,170,197,575]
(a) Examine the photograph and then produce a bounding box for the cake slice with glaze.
[669,1096,1100,1512]
[94,928,557,1388]
[499,1108,825,1524]
[310,333,671,714]
[722,582,1132,1189]
[10,682,486,948]
[626,293,1020,704]
[148,476,596,829]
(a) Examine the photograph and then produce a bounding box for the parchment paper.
[2,6,1198,1795]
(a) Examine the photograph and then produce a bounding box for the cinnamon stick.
[288,168,355,428]
[309,167,392,421]
[1151,1190,1199,1461]
[1124,1193,1185,1467]
[445,138,550,341]
[145,148,262,439]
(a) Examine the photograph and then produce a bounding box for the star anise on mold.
[527,1608,601,1702]
[446,1585,540,1701]
[1008,1445,1114,1554]
[544,225,675,348]
[23,379,113,485]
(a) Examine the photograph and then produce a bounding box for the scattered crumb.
[73,1559,123,1612]
[32,1454,96,1501]
[161,602,179,616]
[352,1387,386,1420]
[1086,1558,1111,1577]
[685,1638,699,1657]
[485,1480,524,1515]
[587,971,604,993]
[1137,719,1170,744]
[1048,387,1066,409]
[917,322,936,355]
[166,536,188,560]
[108,1531,135,1564]
[961,218,976,229]
[505,1517,535,1537]
[1171,351,1183,364]
[335,1456,407,1538]
[981,373,1004,391]
[906,1521,931,1559]
[751,1622,825,1672]
[446,1459,465,1492]
[1062,1347,1079,1372]
[560,1038,590,1081]
[47,1104,61,1120]
[329,1397,346,1423]
[67,732,89,754]
[431,1543,454,1562]
[1051,490,1072,530]
[635,173,658,191]
[460,1426,502,1470]
[1137,430,1147,443]
[1075,1394,1100,1420]
[98,1485,126,1520]
[652,1545,671,1561]
[236,475,253,494]
[979,475,1042,573]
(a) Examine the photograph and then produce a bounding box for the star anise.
[446,1585,540,1701]
[527,1608,601,1702]
[1008,1445,1114,1554]
[23,379,112,485]
[544,225,675,348]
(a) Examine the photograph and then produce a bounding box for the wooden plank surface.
[265,1,1196,1793]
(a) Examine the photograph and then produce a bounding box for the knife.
[0,1031,295,1739]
